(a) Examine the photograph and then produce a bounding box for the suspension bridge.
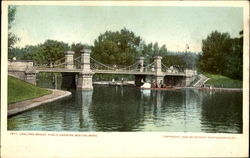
[34,56,186,76]
[8,49,197,90]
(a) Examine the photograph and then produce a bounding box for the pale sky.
[10,5,243,52]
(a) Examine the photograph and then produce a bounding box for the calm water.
[8,85,242,133]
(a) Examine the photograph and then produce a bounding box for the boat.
[141,82,151,88]
[140,82,181,90]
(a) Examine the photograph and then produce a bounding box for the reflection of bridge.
[8,49,196,90]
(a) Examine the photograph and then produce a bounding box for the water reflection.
[200,91,242,133]
[8,86,242,133]
[76,90,93,131]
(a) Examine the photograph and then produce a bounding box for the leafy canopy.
[8,6,20,58]
[198,30,243,80]
[91,28,142,65]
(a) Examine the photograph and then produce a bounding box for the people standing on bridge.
[160,80,164,88]
[151,80,156,88]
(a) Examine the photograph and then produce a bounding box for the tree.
[9,45,37,60]
[8,6,16,30]
[223,30,243,79]
[32,40,69,64]
[198,30,243,80]
[8,6,20,58]
[140,42,168,64]
[198,31,231,74]
[91,28,142,65]
[70,43,91,58]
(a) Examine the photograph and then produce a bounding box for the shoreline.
[94,81,243,91]
[8,89,72,117]
[197,87,243,92]
[93,81,134,86]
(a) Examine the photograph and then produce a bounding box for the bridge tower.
[62,51,76,89]
[64,51,75,69]
[76,49,94,90]
[136,57,144,72]
[134,57,146,87]
[153,56,164,87]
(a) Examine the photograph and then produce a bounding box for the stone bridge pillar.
[61,51,76,90]
[136,57,144,72]
[65,51,75,69]
[184,69,197,87]
[25,67,38,85]
[134,57,145,87]
[77,49,93,90]
[153,56,164,87]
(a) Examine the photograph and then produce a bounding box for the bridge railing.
[35,56,83,69]
[33,56,191,76]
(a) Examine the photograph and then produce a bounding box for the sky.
[10,5,243,52]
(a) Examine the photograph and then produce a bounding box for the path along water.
[8,89,71,116]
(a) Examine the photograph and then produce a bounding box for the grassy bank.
[8,76,52,104]
[204,73,242,88]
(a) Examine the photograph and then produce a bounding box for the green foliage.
[199,31,231,74]
[10,26,198,72]
[92,28,142,65]
[198,30,243,80]
[70,43,91,58]
[161,52,198,70]
[8,6,20,58]
[30,40,69,64]
[8,33,20,58]
[12,40,69,63]
[8,76,51,104]
[204,73,242,88]
[9,45,36,60]
[8,6,16,29]
[140,42,168,64]
[223,33,243,79]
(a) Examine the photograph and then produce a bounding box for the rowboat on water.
[140,82,181,90]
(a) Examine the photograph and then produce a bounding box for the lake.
[8,85,242,133]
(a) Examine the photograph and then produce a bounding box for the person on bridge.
[52,76,56,89]
[151,80,156,88]
[160,80,164,88]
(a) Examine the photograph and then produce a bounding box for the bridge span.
[8,49,196,90]
[35,68,186,76]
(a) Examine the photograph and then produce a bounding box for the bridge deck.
[35,68,186,76]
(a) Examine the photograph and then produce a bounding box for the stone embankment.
[193,74,209,87]
[192,74,242,91]
[93,81,135,86]
[198,87,242,91]
[8,89,71,117]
